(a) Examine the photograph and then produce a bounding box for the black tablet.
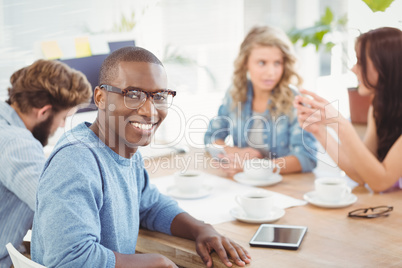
[249,224,307,250]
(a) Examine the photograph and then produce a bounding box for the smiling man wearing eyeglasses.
[31,47,251,268]
[93,80,176,158]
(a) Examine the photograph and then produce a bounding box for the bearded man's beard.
[32,112,54,146]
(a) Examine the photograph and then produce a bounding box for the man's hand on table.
[171,213,251,267]
[194,223,251,267]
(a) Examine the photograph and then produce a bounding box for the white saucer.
[230,206,285,224]
[166,185,213,199]
[303,191,358,208]
[233,172,282,186]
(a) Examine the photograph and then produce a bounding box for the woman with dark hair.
[294,27,402,193]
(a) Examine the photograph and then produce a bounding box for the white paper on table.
[151,173,307,225]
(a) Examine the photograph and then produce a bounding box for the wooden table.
[138,148,402,268]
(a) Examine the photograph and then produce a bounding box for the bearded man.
[0,59,92,268]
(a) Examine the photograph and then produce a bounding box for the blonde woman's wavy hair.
[7,59,92,113]
[231,25,302,117]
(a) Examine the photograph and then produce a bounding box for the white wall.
[3,0,400,149]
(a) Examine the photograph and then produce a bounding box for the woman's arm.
[295,89,402,192]
[294,91,370,185]
[272,155,302,174]
[306,122,366,185]
[336,119,402,192]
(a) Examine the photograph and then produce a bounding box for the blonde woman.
[204,25,317,177]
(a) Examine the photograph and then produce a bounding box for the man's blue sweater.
[32,122,184,267]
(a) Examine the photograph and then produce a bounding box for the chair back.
[5,243,46,268]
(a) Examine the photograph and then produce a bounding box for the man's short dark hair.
[99,46,163,85]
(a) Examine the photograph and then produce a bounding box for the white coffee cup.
[174,170,204,194]
[243,159,280,180]
[235,190,273,219]
[315,177,351,203]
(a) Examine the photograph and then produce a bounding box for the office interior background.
[0,0,401,150]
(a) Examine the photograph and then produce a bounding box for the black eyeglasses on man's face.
[100,84,176,110]
[348,206,393,218]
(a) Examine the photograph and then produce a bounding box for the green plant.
[362,0,395,12]
[288,0,395,123]
[288,0,395,73]
[113,11,136,33]
[288,7,347,52]
[288,0,395,52]
[112,6,149,33]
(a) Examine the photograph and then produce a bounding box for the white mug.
[243,159,280,180]
[174,170,204,194]
[235,190,273,219]
[315,177,351,203]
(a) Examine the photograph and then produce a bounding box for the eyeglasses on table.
[348,206,393,218]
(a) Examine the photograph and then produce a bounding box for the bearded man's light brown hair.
[7,59,92,113]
